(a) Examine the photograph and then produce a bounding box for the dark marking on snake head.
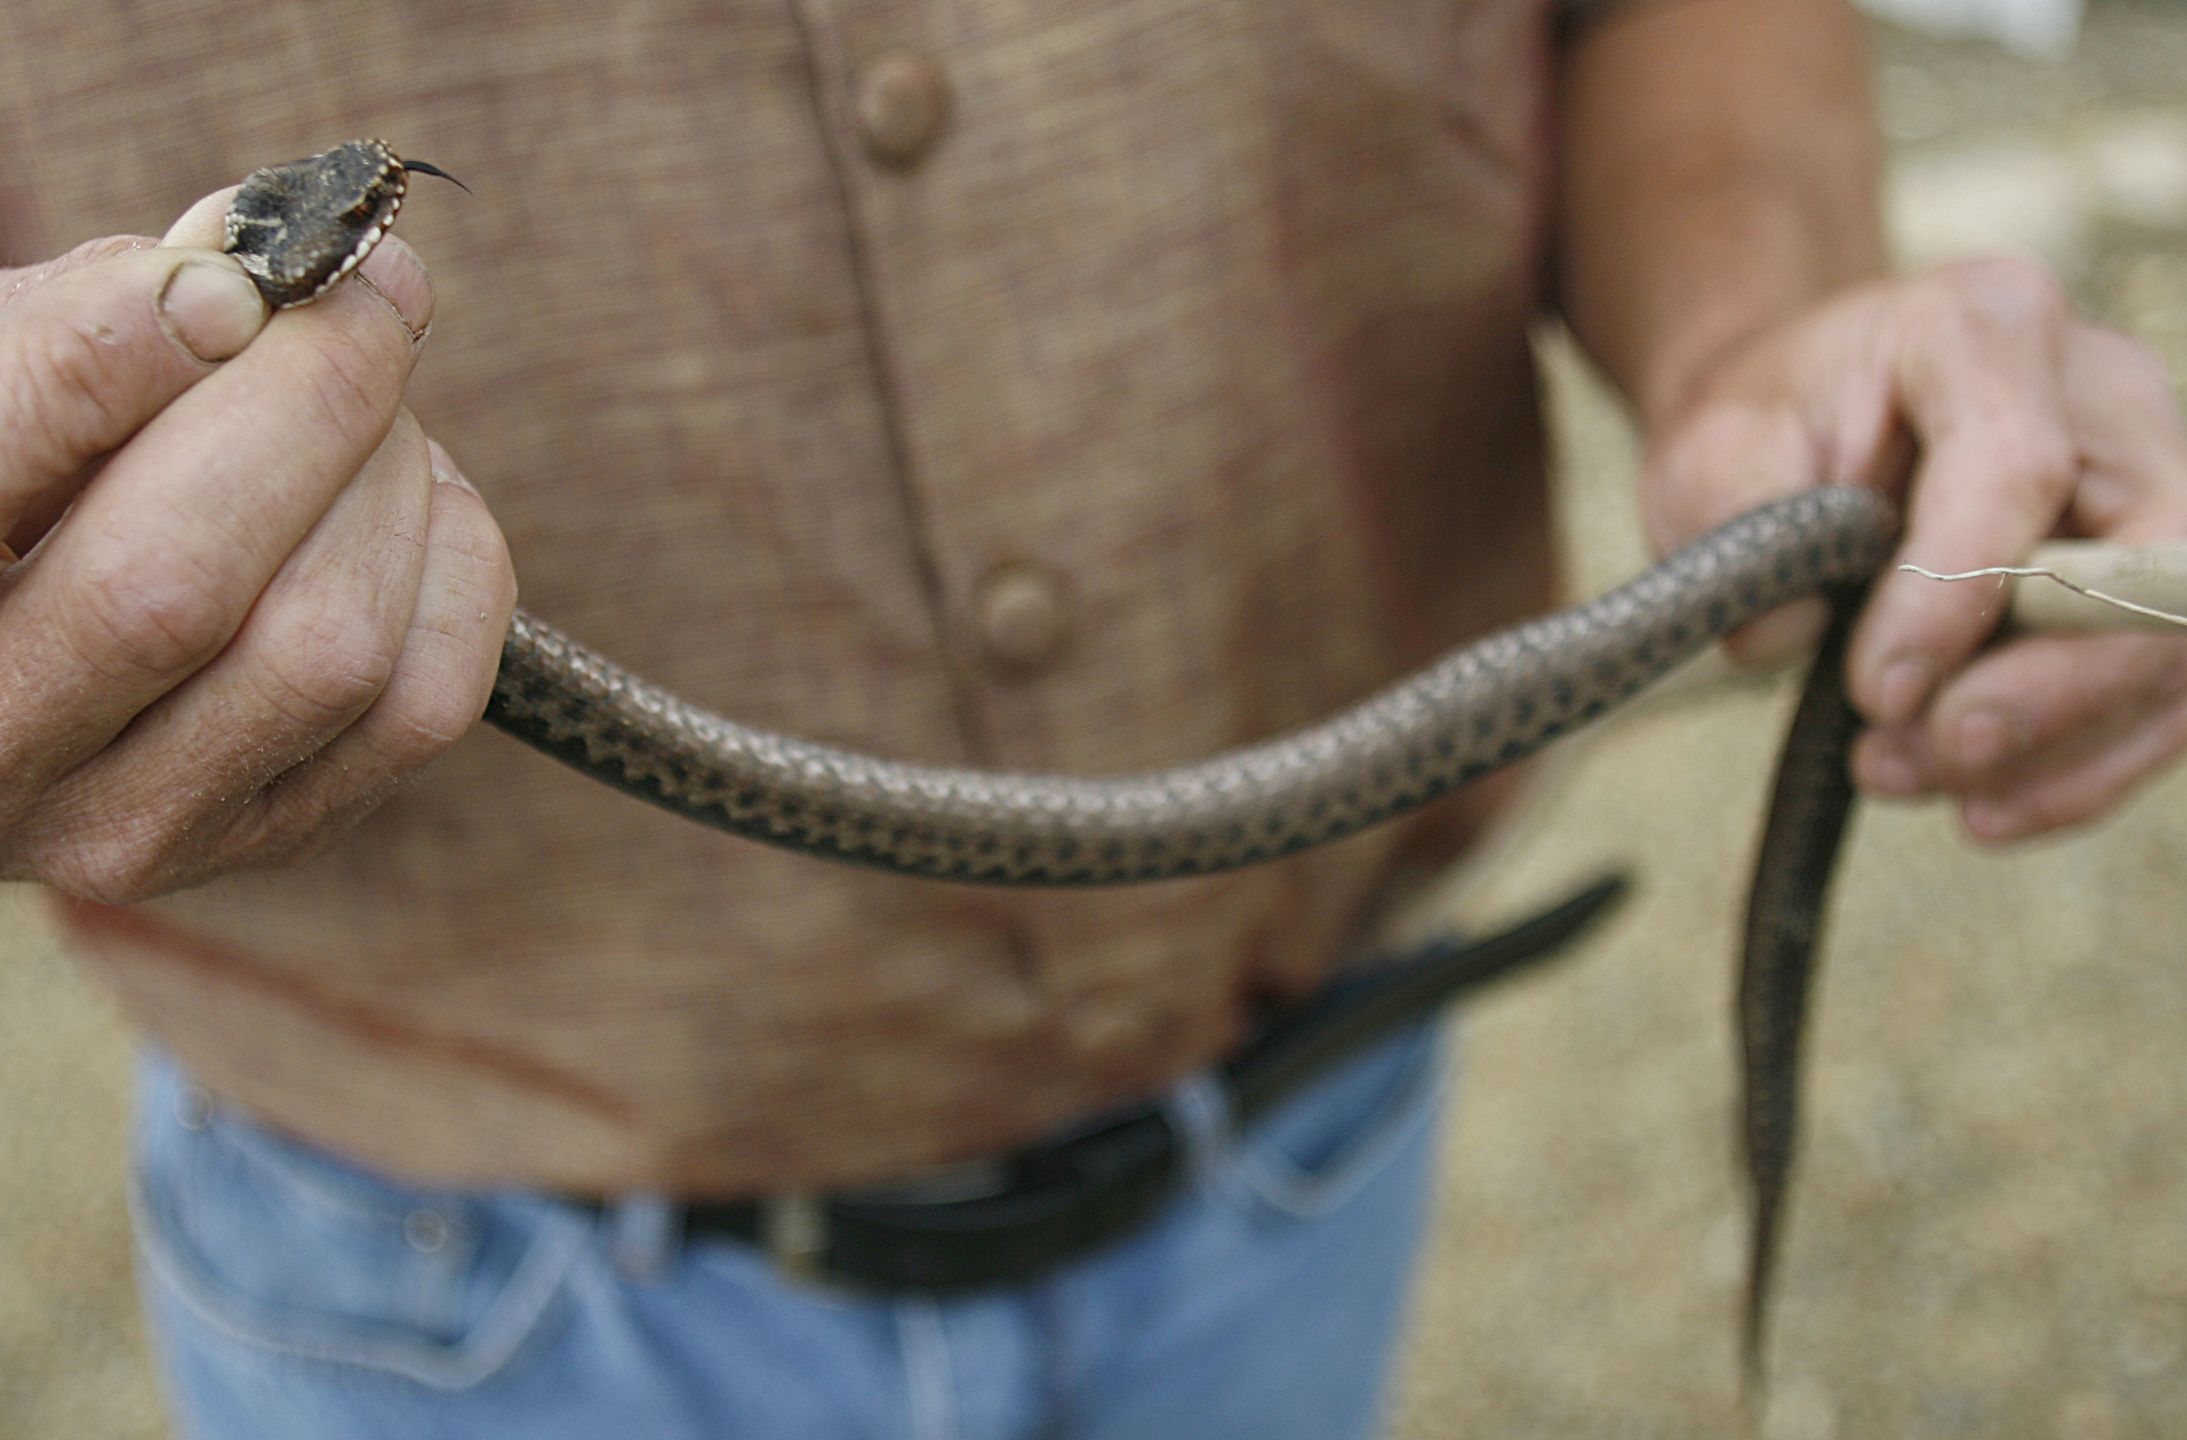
[223,139,466,309]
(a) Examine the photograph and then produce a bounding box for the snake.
[225,139,1907,1382]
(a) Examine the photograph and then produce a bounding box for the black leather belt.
[607,874,1627,1292]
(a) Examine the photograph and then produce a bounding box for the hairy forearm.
[1556,0,1886,435]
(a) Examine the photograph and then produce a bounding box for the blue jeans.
[132,1017,1447,1440]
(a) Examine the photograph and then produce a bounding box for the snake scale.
[226,139,1907,1383]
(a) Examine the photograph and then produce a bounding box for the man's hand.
[1643,256,2187,843]
[0,191,516,903]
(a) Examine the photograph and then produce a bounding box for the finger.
[2059,327,2187,541]
[1848,258,2083,726]
[162,186,239,250]
[13,418,437,898]
[1960,678,2187,841]
[2,234,158,310]
[0,242,429,803]
[0,243,268,534]
[220,444,515,865]
[1857,631,2187,793]
[1641,294,1918,668]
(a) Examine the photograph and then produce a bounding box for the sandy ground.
[7,9,2187,1438]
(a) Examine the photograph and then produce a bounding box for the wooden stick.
[1904,540,2187,634]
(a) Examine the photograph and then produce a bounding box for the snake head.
[222,139,466,309]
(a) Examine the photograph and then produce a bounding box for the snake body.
[486,490,1895,880]
[226,140,1906,1384]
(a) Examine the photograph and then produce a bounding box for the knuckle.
[222,785,382,875]
[60,234,159,269]
[426,483,519,624]
[383,651,499,773]
[14,310,138,458]
[2092,330,2176,409]
[44,815,196,905]
[1946,255,2072,328]
[1997,424,2080,503]
[59,547,235,680]
[250,595,403,729]
[1943,402,2079,508]
[445,502,518,610]
[376,691,476,770]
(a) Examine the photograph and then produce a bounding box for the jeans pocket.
[131,1054,584,1391]
[1217,1015,1450,1224]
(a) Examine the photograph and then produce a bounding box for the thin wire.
[1898,563,2187,631]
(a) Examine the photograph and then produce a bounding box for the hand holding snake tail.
[223,139,1911,1388]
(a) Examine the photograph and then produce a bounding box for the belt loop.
[762,1191,830,1282]
[1164,1070,1235,1189]
[607,1193,684,1282]
[896,1298,958,1440]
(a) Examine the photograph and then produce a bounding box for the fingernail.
[356,235,433,339]
[1952,708,2021,770]
[426,438,479,495]
[157,258,267,362]
[1874,653,1938,724]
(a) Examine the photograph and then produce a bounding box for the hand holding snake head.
[0,154,513,902]
[1642,255,2187,843]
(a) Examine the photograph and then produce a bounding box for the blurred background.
[6,4,2187,1437]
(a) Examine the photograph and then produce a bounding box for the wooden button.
[854,51,951,168]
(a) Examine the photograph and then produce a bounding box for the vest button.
[854,52,952,168]
[973,561,1072,671]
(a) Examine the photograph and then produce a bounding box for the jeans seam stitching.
[132,1165,586,1390]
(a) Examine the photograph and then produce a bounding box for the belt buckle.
[760,1191,829,1282]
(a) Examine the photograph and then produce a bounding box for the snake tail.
[1737,588,1866,1392]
